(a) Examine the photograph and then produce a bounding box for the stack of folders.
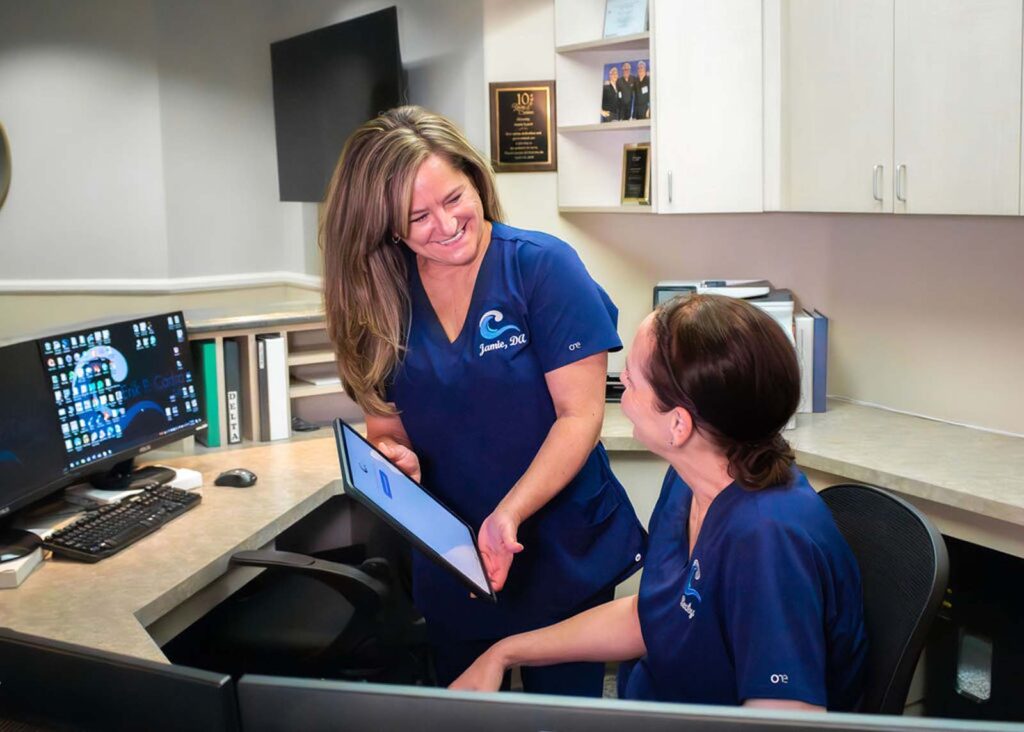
[794,310,829,414]
[257,334,290,441]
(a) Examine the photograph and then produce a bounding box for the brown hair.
[647,295,800,489]
[320,106,505,415]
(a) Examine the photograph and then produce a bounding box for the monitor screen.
[37,312,202,474]
[0,311,203,518]
[0,629,239,732]
[270,6,405,202]
[237,676,1000,732]
[0,340,68,517]
[335,419,492,599]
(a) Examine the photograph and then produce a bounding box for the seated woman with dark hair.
[451,294,867,711]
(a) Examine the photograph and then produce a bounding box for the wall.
[483,0,1024,436]
[0,0,169,279]
[0,0,484,284]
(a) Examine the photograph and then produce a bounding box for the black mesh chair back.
[819,482,949,715]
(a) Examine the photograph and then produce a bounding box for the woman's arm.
[450,594,645,691]
[477,351,608,589]
[366,411,421,483]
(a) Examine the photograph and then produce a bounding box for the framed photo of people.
[621,143,651,205]
[600,58,651,123]
[488,80,557,173]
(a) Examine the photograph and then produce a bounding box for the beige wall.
[484,0,1024,436]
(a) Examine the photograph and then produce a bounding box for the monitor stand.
[88,458,176,492]
[0,528,41,563]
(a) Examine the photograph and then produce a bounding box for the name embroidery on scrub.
[478,310,528,357]
[679,558,702,620]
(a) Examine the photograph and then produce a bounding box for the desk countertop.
[603,399,1024,530]
[4,400,1022,664]
[2,439,343,663]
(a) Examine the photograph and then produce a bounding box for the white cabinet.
[554,0,762,213]
[894,0,1022,215]
[651,0,763,213]
[773,1,894,213]
[770,0,1023,216]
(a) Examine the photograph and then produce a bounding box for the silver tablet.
[333,419,496,603]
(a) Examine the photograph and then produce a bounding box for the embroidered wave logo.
[478,310,527,357]
[479,310,521,340]
[679,559,702,619]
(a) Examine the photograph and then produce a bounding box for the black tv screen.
[270,7,405,202]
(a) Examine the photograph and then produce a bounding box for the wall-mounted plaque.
[621,142,651,205]
[489,81,557,173]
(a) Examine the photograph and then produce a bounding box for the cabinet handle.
[873,165,884,202]
[896,164,907,202]
[667,170,673,204]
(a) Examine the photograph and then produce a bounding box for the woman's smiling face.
[401,154,487,270]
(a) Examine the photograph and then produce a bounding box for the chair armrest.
[231,549,389,614]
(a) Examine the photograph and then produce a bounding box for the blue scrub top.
[622,467,867,709]
[388,222,647,640]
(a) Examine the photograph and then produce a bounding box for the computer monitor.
[0,311,204,518]
[270,6,405,202]
[236,676,1016,732]
[0,628,239,731]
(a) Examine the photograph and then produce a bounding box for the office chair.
[819,482,949,715]
[163,496,431,684]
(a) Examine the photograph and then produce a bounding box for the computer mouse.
[214,468,258,488]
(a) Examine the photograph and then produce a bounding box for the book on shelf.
[191,339,220,447]
[223,338,243,444]
[257,334,289,441]
[810,310,829,413]
[794,311,814,414]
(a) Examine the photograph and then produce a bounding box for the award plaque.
[621,143,651,205]
[489,81,557,173]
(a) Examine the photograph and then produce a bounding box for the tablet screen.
[335,420,492,598]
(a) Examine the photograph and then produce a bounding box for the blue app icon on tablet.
[379,470,393,498]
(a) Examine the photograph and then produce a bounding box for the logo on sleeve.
[679,559,702,619]
[478,310,528,357]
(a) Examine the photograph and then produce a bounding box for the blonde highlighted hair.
[320,106,504,415]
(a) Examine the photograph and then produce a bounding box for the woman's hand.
[449,646,508,692]
[477,507,524,592]
[376,440,422,483]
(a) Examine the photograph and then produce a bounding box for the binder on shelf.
[223,338,243,444]
[794,311,814,414]
[192,339,221,447]
[257,334,290,441]
[811,310,829,413]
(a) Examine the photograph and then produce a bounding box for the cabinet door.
[778,0,894,213]
[652,0,762,213]
[895,0,1022,215]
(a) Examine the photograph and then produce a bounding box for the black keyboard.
[44,485,201,562]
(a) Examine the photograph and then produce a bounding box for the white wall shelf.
[559,120,651,133]
[558,205,655,214]
[556,32,650,55]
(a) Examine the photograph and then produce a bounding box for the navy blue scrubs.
[388,222,647,691]
[622,467,867,709]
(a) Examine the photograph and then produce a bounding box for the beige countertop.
[5,399,1022,664]
[603,399,1024,531]
[2,439,344,663]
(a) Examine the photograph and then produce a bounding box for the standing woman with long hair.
[320,106,646,695]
